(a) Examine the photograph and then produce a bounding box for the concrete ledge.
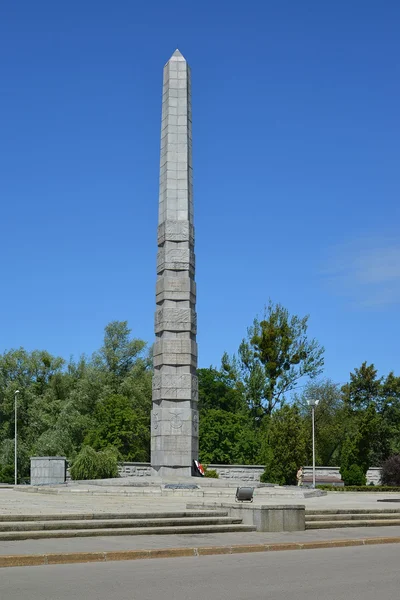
[187,503,306,532]
[2,537,400,568]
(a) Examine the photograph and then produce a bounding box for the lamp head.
[307,397,319,407]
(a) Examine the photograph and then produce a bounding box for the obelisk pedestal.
[151,50,199,477]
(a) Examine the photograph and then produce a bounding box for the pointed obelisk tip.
[170,48,186,61]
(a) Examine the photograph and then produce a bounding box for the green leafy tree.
[379,373,400,455]
[84,394,150,461]
[93,321,147,382]
[297,380,347,466]
[0,321,152,479]
[198,367,246,414]
[339,403,380,479]
[224,301,324,419]
[199,409,259,465]
[341,363,397,466]
[261,404,307,485]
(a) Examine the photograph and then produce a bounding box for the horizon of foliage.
[1,304,400,485]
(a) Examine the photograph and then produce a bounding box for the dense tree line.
[1,303,400,485]
[0,321,152,482]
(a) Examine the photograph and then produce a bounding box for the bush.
[381,455,400,487]
[204,468,219,479]
[340,464,366,486]
[70,446,119,480]
[97,448,119,479]
[0,464,14,484]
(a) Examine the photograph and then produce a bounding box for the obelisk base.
[151,407,199,478]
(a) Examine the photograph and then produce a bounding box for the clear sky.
[1,1,399,386]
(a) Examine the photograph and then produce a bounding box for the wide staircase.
[306,508,400,529]
[0,510,255,541]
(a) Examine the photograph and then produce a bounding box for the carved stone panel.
[155,308,197,334]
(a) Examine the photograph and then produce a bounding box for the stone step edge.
[306,520,400,529]
[0,524,256,541]
[306,514,400,521]
[0,517,243,532]
[0,511,229,523]
[2,536,400,569]
[306,509,400,515]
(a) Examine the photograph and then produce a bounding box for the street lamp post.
[14,390,20,486]
[307,397,319,488]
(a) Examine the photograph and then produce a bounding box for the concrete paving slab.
[1,525,400,556]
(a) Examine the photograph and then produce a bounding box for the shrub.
[70,446,119,480]
[340,464,366,486]
[97,448,119,479]
[204,468,219,479]
[381,455,400,487]
[0,464,14,484]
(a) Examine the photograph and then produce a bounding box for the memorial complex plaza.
[1,50,400,569]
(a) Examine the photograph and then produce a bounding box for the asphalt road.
[1,544,399,600]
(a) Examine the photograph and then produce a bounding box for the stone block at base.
[186,503,305,532]
[30,457,67,486]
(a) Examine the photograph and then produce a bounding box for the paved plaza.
[1,487,400,516]
[1,487,400,563]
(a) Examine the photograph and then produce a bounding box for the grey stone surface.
[211,465,265,482]
[303,466,382,486]
[4,526,400,558]
[30,457,66,486]
[118,463,265,482]
[3,545,399,600]
[115,462,383,486]
[187,502,305,532]
[151,50,198,477]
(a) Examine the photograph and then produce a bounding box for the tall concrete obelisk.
[151,50,198,477]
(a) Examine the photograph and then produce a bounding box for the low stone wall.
[117,463,382,485]
[303,466,382,486]
[208,465,265,483]
[117,462,265,482]
[118,463,153,477]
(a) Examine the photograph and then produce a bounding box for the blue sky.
[1,1,399,386]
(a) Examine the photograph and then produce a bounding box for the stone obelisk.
[151,50,198,477]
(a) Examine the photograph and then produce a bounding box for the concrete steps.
[0,511,229,522]
[0,511,256,540]
[306,508,400,529]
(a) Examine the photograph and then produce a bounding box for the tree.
[381,455,400,486]
[199,409,259,465]
[224,301,324,419]
[261,404,307,485]
[0,321,152,481]
[93,321,147,381]
[198,367,246,414]
[341,363,396,466]
[342,362,382,411]
[339,403,380,480]
[379,373,400,455]
[84,394,150,461]
[296,380,347,466]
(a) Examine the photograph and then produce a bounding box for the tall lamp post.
[14,390,20,486]
[307,397,319,488]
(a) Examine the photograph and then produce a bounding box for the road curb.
[2,536,400,568]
